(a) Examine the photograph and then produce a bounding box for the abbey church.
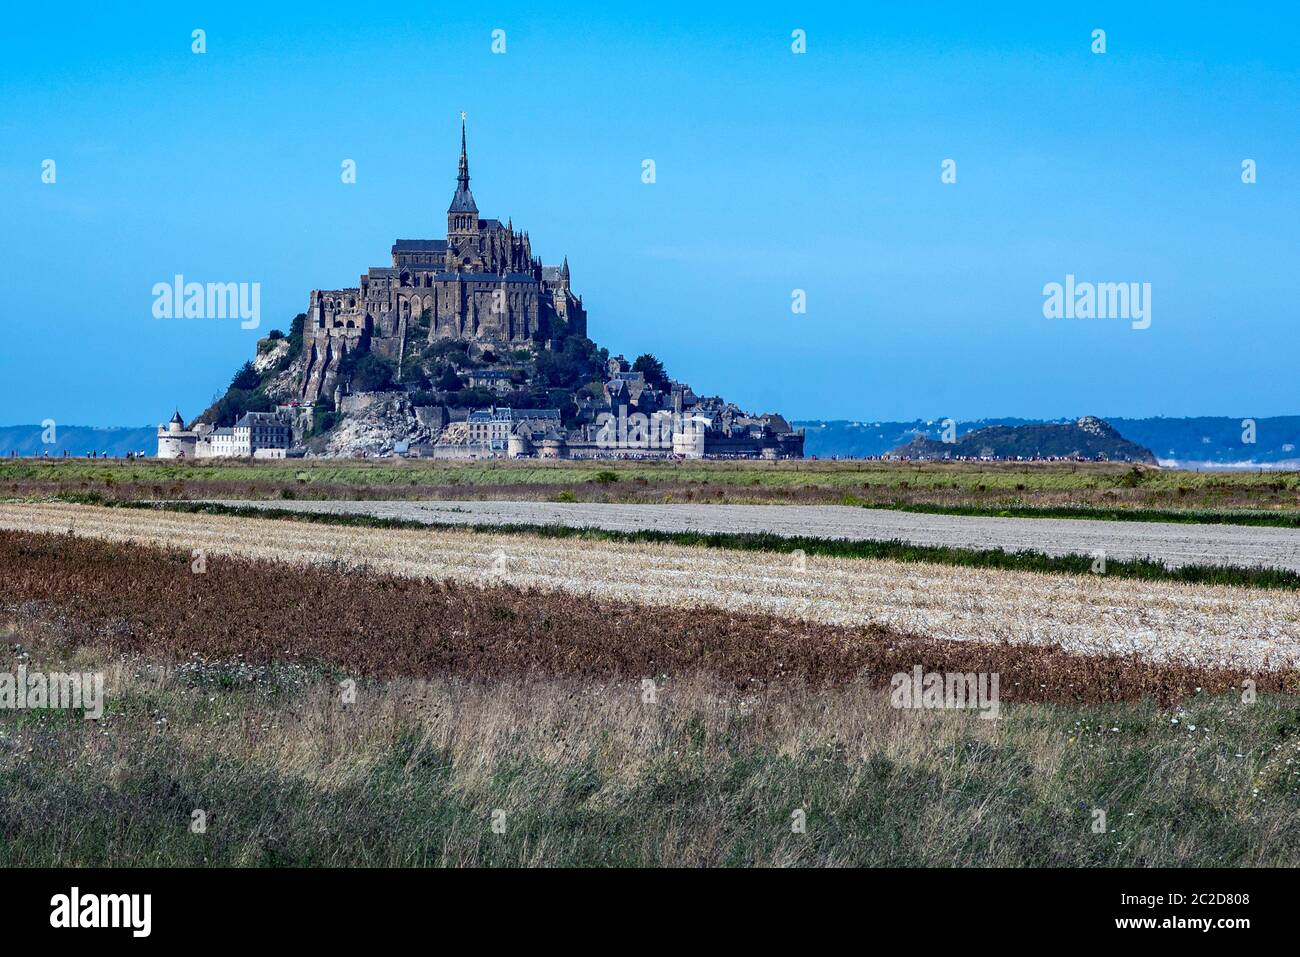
[300,120,587,402]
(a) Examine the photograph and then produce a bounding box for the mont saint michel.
[159,121,805,461]
[4,5,1293,885]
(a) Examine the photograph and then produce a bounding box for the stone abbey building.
[300,121,587,402]
[157,120,804,460]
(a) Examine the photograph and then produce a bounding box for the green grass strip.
[856,498,1300,529]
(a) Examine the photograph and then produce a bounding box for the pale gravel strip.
[4,502,1300,672]
[201,498,1300,573]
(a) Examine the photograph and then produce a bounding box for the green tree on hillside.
[338,352,397,392]
[229,362,261,391]
[436,366,465,392]
[632,354,669,390]
[286,313,306,359]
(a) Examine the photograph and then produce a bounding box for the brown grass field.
[3,469,1300,867]
[2,514,1300,867]
[2,527,1292,702]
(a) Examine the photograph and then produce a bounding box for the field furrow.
[4,501,1299,671]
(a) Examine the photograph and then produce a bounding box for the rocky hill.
[178,124,807,459]
[183,308,802,459]
[191,310,613,451]
[886,416,1157,463]
[798,415,1300,465]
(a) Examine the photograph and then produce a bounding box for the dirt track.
[205,498,1300,572]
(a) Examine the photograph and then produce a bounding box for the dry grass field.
[3,522,1292,699]
[3,493,1299,866]
[3,524,1300,866]
[7,651,1300,867]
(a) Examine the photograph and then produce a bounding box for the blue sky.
[1,1,1297,426]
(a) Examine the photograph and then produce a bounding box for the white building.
[672,415,711,458]
[234,412,292,456]
[157,410,291,459]
[467,407,562,452]
[156,411,198,458]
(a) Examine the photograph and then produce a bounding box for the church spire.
[448,112,478,220]
[458,114,469,185]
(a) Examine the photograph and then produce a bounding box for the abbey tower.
[300,119,587,402]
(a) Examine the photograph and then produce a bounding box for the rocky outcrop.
[321,392,432,457]
[253,338,289,374]
[251,337,307,406]
[888,416,1157,463]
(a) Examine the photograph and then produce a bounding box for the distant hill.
[797,415,1300,466]
[885,416,1156,463]
[795,418,1044,459]
[0,425,157,457]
